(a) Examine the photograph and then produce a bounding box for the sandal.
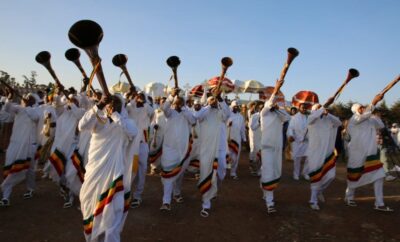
[200,208,210,217]
[0,199,10,207]
[374,206,394,212]
[267,206,277,214]
[173,195,184,203]
[344,199,357,207]
[130,199,142,208]
[23,190,34,199]
[160,203,171,211]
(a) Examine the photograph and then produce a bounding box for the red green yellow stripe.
[149,147,162,164]
[49,148,66,176]
[83,175,124,234]
[261,177,280,191]
[71,150,86,183]
[347,151,383,181]
[161,138,193,178]
[34,145,42,160]
[228,139,239,155]
[124,191,131,213]
[3,158,31,179]
[309,150,337,183]
[190,159,200,168]
[198,171,213,194]
[93,175,124,216]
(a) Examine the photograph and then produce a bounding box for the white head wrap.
[351,103,362,114]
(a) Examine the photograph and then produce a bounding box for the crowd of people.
[0,80,398,241]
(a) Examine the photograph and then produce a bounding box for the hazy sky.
[0,0,399,104]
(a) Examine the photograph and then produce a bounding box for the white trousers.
[309,176,334,205]
[2,145,36,200]
[217,149,227,181]
[293,156,308,178]
[263,190,274,207]
[345,178,385,207]
[133,143,149,200]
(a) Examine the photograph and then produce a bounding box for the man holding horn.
[260,79,290,213]
[159,88,195,211]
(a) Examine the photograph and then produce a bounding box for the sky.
[0,0,399,104]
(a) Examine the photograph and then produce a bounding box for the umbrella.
[207,76,235,93]
[292,90,319,110]
[244,80,264,93]
[143,82,166,97]
[259,86,286,107]
[110,81,131,94]
[190,85,205,98]
[232,80,245,94]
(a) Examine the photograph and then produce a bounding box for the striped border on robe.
[143,129,148,143]
[3,158,31,179]
[148,147,162,164]
[256,150,261,161]
[161,137,193,179]
[189,159,200,168]
[71,149,86,183]
[228,139,240,155]
[83,175,124,235]
[261,177,280,191]
[34,145,42,161]
[197,158,218,194]
[309,150,337,183]
[124,191,131,213]
[49,148,67,176]
[347,151,383,182]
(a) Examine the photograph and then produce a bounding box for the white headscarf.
[351,103,362,114]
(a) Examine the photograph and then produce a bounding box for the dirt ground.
[0,150,399,242]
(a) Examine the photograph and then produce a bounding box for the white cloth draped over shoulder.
[306,108,341,187]
[347,105,385,188]
[160,96,195,179]
[249,112,261,161]
[78,105,137,242]
[260,97,290,191]
[194,101,230,202]
[126,100,154,144]
[287,112,309,158]
[1,101,39,190]
[49,104,85,182]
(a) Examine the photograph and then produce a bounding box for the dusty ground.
[0,151,399,242]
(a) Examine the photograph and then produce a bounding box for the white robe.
[306,108,341,189]
[79,105,137,242]
[160,97,195,179]
[194,101,229,204]
[1,101,39,192]
[347,106,385,188]
[49,104,85,182]
[260,100,290,191]
[287,112,309,158]
[148,108,167,167]
[249,112,261,161]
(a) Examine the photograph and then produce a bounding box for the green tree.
[22,71,37,88]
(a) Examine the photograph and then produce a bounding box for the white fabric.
[194,101,230,208]
[306,108,341,189]
[347,105,386,188]
[1,102,39,199]
[50,104,85,182]
[227,112,246,176]
[306,108,341,204]
[260,99,290,196]
[79,105,137,242]
[249,112,261,161]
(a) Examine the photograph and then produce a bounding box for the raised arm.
[110,112,138,141]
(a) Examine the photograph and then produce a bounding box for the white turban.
[311,103,321,111]
[351,103,362,114]
[230,100,240,108]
